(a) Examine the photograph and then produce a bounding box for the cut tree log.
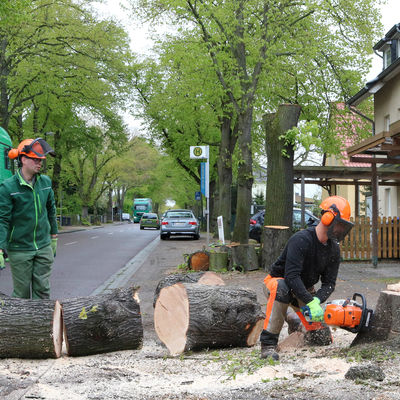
[62,287,143,357]
[230,244,259,271]
[153,271,225,307]
[209,251,229,271]
[351,290,400,346]
[261,226,291,271]
[154,283,265,355]
[188,250,210,271]
[0,298,63,359]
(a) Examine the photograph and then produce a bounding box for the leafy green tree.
[130,0,382,242]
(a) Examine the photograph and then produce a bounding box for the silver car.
[160,209,200,240]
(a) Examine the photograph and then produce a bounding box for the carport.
[293,162,400,266]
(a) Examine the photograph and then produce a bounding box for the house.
[346,23,400,219]
[323,103,372,217]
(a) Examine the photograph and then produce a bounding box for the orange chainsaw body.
[324,303,363,329]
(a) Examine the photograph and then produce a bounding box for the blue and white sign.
[195,191,201,201]
[200,162,209,198]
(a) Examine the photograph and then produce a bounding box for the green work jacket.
[0,170,58,251]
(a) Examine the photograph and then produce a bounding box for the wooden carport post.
[371,163,379,267]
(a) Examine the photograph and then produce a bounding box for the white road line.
[108,232,113,235]
[90,236,99,239]
[64,241,78,246]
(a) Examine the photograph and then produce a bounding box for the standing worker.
[0,138,58,299]
[260,196,354,360]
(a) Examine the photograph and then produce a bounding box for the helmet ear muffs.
[321,210,335,226]
[8,148,19,159]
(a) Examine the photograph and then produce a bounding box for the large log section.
[62,287,143,357]
[0,298,62,359]
[154,283,265,355]
[352,288,400,346]
[153,271,225,307]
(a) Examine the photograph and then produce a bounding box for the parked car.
[249,207,319,242]
[140,213,160,230]
[122,213,131,222]
[160,209,200,240]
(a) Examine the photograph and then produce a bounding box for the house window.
[384,115,390,132]
[384,48,392,69]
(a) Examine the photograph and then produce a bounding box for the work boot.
[260,344,279,361]
[286,312,303,335]
[304,325,333,346]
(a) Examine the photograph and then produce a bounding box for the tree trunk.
[232,110,254,244]
[263,104,301,228]
[62,287,143,357]
[107,187,113,221]
[261,226,291,271]
[153,271,225,307]
[351,289,400,346]
[154,283,265,355]
[216,114,238,241]
[0,298,63,359]
[51,129,62,200]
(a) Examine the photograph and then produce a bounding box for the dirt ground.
[1,235,400,400]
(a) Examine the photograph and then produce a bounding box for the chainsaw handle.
[352,293,367,333]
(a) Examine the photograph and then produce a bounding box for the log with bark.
[230,243,259,271]
[352,288,400,346]
[154,283,265,355]
[188,250,210,271]
[153,271,225,307]
[62,286,143,357]
[0,298,63,359]
[261,226,291,271]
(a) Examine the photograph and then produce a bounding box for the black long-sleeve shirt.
[269,226,340,304]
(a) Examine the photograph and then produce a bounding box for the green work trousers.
[8,244,54,299]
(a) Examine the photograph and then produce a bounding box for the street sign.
[195,191,201,201]
[200,162,209,198]
[190,146,209,159]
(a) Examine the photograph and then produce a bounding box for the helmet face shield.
[327,217,354,242]
[22,138,55,159]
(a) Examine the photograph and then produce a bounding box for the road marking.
[108,232,113,235]
[91,236,160,296]
[90,236,99,239]
[64,241,78,246]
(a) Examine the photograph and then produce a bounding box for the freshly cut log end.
[154,283,189,355]
[63,286,143,357]
[153,271,225,307]
[53,300,63,358]
[154,283,265,355]
[0,298,63,359]
[188,251,209,271]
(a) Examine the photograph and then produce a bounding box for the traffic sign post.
[190,146,210,246]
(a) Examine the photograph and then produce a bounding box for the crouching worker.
[260,196,354,360]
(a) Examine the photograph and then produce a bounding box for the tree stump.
[153,271,225,307]
[188,251,210,271]
[230,244,259,271]
[0,298,63,359]
[154,283,265,355]
[351,289,400,346]
[261,226,291,271]
[209,251,229,271]
[62,287,143,357]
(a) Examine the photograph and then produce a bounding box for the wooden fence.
[341,216,400,260]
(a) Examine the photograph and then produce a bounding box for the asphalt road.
[0,222,159,300]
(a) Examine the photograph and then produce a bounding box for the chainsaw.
[296,292,374,333]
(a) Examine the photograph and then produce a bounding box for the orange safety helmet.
[320,196,351,226]
[8,138,55,160]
